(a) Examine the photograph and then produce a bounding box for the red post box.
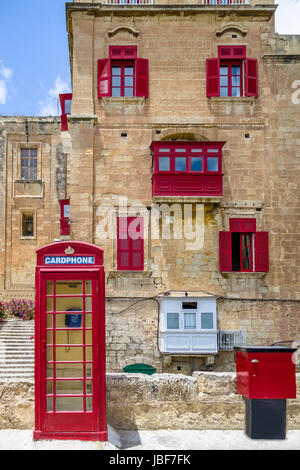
[235,346,297,399]
[235,346,297,440]
[33,241,107,441]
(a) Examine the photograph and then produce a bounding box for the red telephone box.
[33,241,107,441]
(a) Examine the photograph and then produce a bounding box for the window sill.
[153,195,222,204]
[209,97,255,104]
[14,180,43,198]
[108,270,152,278]
[20,236,36,241]
[100,96,145,108]
[221,271,267,279]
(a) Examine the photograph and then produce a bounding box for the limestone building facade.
[0,0,299,374]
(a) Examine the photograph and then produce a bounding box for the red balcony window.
[98,46,148,98]
[207,46,258,98]
[117,217,144,271]
[59,93,72,131]
[59,199,70,236]
[151,141,226,197]
[219,218,269,273]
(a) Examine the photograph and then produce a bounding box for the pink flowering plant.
[5,299,35,321]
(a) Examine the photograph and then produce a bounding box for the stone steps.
[0,319,35,381]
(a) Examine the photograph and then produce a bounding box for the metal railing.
[218,330,247,351]
[200,0,249,4]
[105,0,154,4]
[105,0,249,5]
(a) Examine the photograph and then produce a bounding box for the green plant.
[0,301,6,320]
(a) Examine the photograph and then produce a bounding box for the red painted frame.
[151,141,226,197]
[220,60,243,97]
[117,217,144,271]
[111,60,135,97]
[219,219,269,273]
[59,93,72,132]
[239,233,253,272]
[207,46,258,98]
[33,241,107,442]
[98,46,149,99]
[59,199,70,236]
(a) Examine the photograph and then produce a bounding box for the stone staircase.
[0,318,35,382]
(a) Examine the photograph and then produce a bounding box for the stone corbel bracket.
[108,25,140,38]
[216,24,248,38]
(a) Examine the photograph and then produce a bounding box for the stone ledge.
[108,270,152,278]
[209,97,255,104]
[220,272,267,279]
[67,114,98,123]
[1,372,299,431]
[220,200,264,209]
[153,196,222,204]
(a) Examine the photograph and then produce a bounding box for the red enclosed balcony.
[151,141,226,199]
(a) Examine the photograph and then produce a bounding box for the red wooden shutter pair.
[218,45,246,60]
[98,46,149,98]
[117,217,144,271]
[230,218,256,233]
[219,229,269,272]
[206,51,258,98]
[109,45,137,60]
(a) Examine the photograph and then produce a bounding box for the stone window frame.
[16,142,42,181]
[20,209,37,240]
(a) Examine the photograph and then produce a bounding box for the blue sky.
[0,0,299,116]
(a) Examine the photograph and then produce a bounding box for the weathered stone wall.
[68,4,300,372]
[105,298,300,373]
[0,117,63,299]
[0,3,299,377]
[1,372,299,431]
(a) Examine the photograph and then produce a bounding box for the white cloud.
[48,75,71,99]
[0,60,12,105]
[275,0,300,34]
[0,64,12,81]
[39,75,71,116]
[0,80,7,105]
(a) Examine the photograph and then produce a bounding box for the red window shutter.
[109,46,123,59]
[123,46,137,59]
[59,199,70,236]
[117,217,144,271]
[255,232,269,272]
[218,45,246,59]
[61,114,68,132]
[230,218,256,233]
[135,58,149,98]
[109,46,137,59]
[206,58,220,97]
[245,58,258,97]
[219,231,232,272]
[98,58,111,98]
